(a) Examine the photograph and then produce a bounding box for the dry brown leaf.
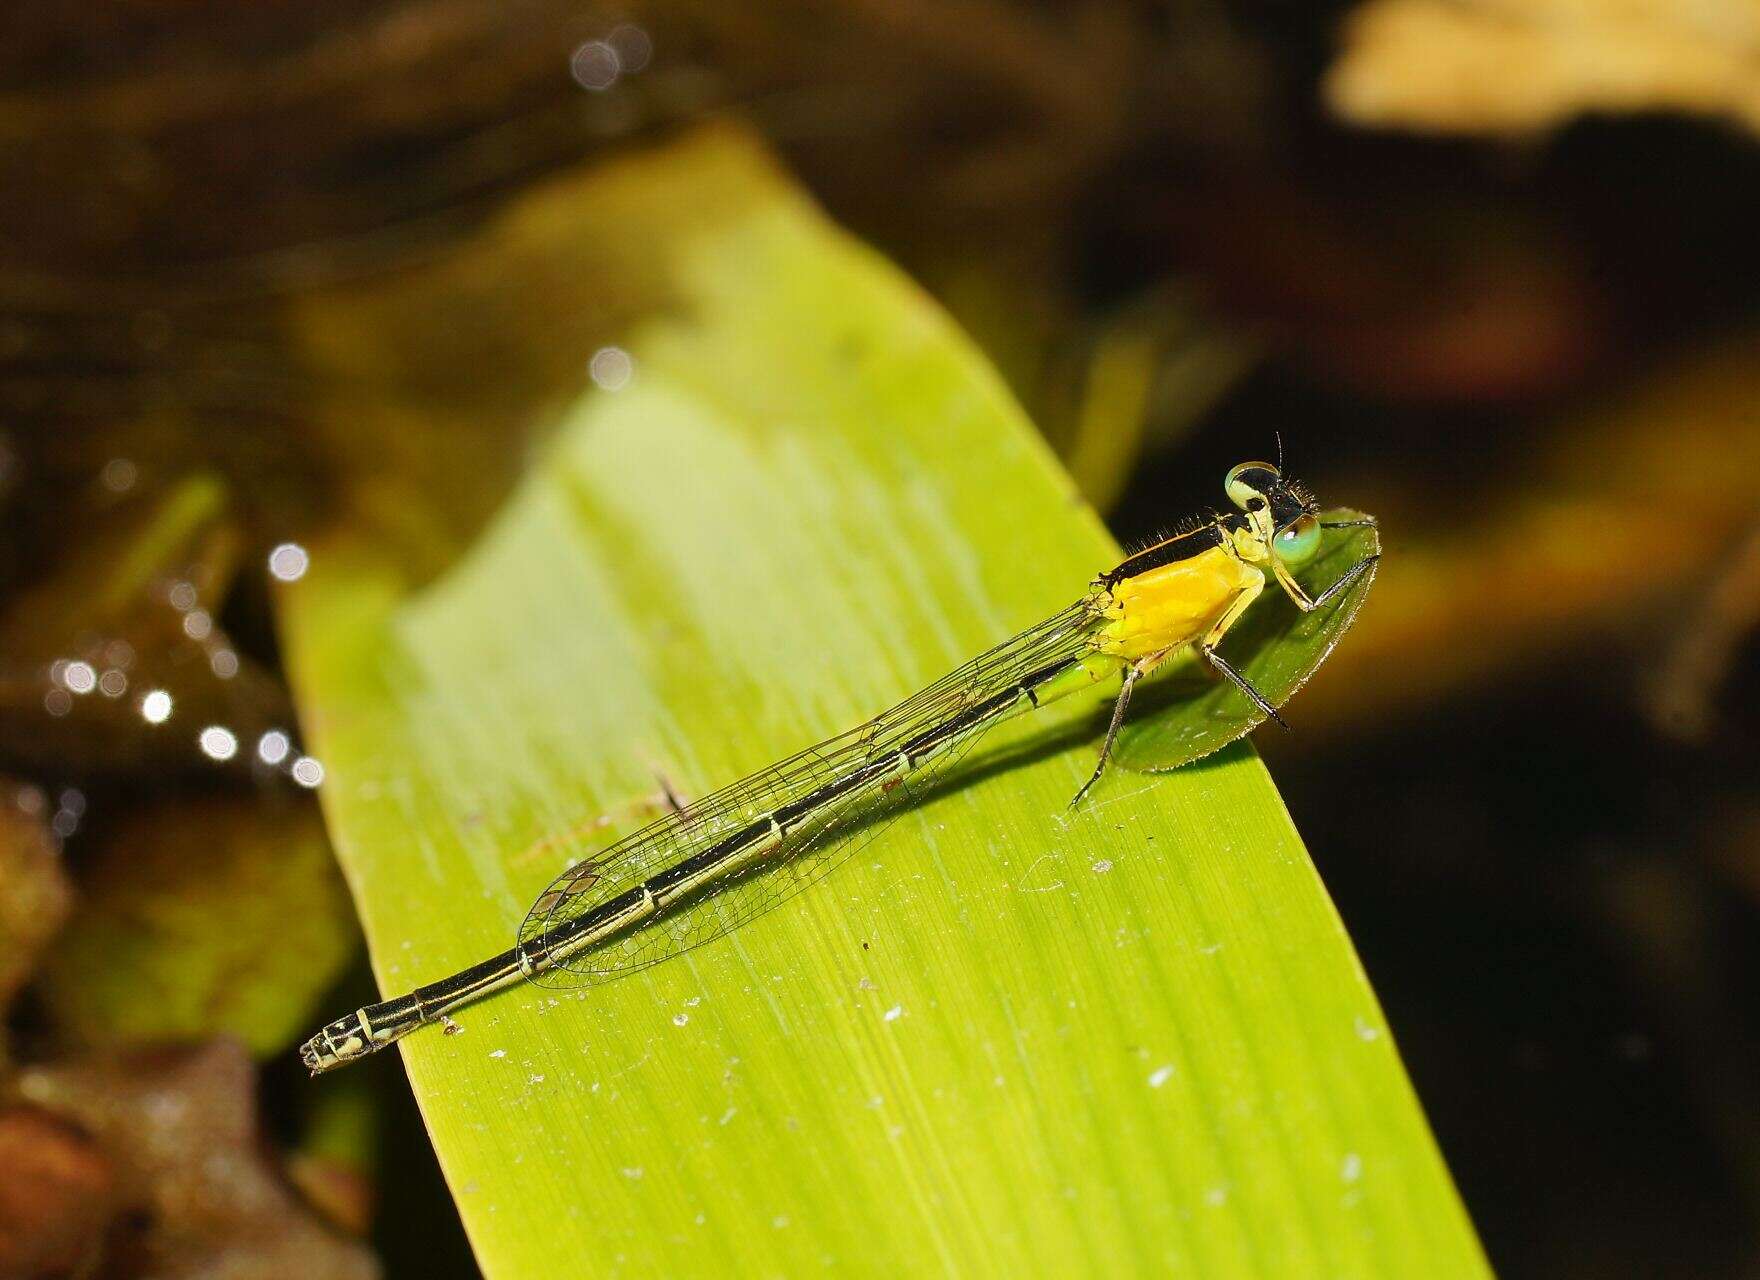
[1326,0,1760,137]
[0,475,291,774]
[16,1042,378,1280]
[0,1107,116,1277]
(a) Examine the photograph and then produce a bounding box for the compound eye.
[1273,513,1321,566]
[1226,461,1280,512]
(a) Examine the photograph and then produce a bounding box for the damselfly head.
[1226,460,1322,567]
[1224,460,1318,532]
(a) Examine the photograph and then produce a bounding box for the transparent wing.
[515,596,1103,986]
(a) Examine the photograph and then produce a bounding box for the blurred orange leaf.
[1327,0,1760,137]
[1289,332,1760,732]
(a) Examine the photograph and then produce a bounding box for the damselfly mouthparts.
[301,460,1376,1073]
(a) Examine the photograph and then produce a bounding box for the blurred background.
[2,2,1758,1276]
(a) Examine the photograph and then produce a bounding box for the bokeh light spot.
[268,542,309,582]
[590,345,635,391]
[570,40,619,91]
[100,458,137,493]
[608,24,652,73]
[257,730,290,766]
[199,725,238,761]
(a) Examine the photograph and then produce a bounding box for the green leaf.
[38,797,356,1056]
[1112,510,1381,772]
[282,128,1486,1278]
[0,794,71,1013]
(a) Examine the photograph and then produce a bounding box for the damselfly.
[301,460,1376,1073]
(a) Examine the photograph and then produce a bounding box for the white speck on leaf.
[1148,1065,1174,1088]
[1341,1152,1363,1182]
[489,1049,506,1059]
[1354,1016,1382,1041]
[673,1013,689,1026]
[883,1005,904,1022]
[1091,858,1113,874]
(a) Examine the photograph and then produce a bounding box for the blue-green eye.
[1274,514,1320,566]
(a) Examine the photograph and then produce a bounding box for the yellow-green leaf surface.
[283,129,1486,1278]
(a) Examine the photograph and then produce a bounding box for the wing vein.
[515,595,1103,983]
